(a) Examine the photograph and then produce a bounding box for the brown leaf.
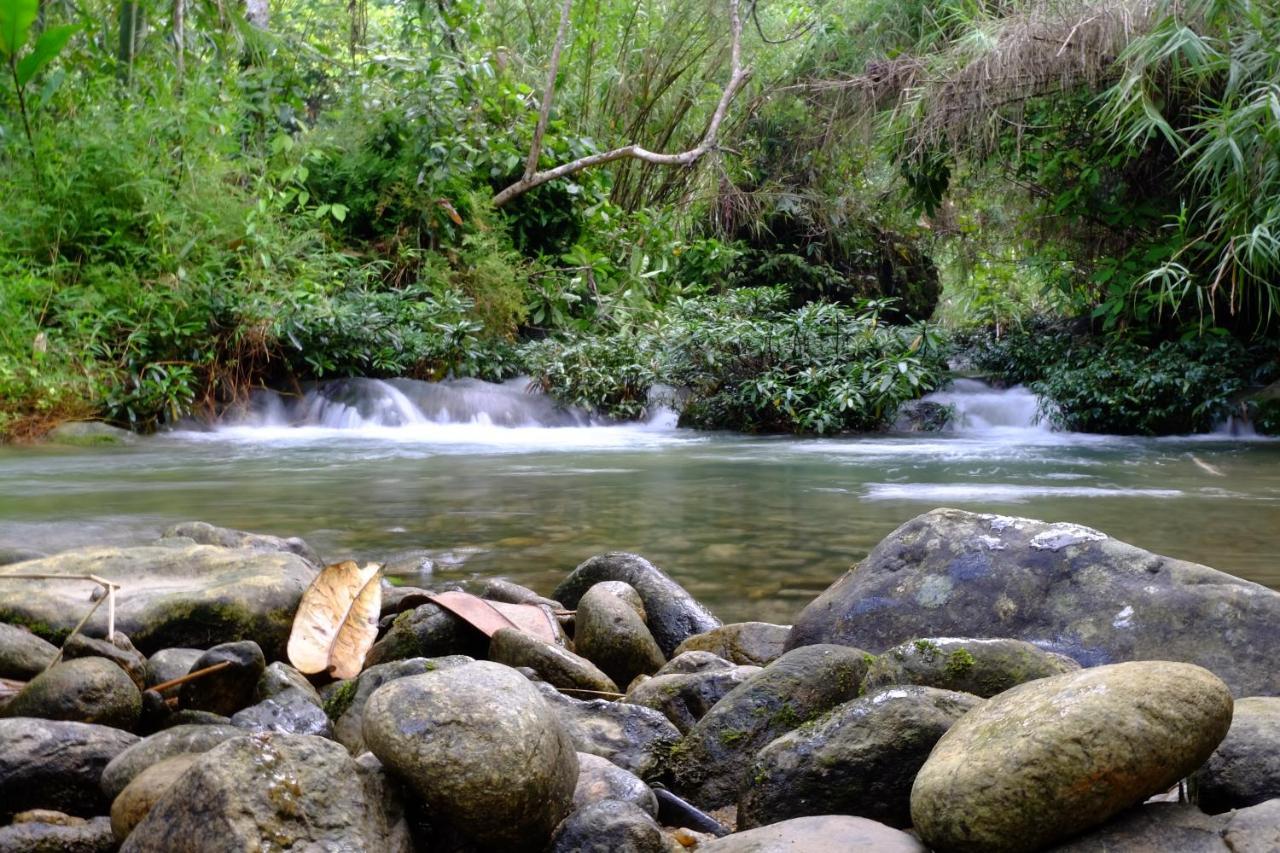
[427,590,563,645]
[288,561,382,679]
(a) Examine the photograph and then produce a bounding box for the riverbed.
[2,379,1276,624]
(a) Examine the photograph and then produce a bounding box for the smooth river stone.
[0,718,139,819]
[489,626,619,694]
[910,660,1234,853]
[574,582,667,689]
[861,636,1080,698]
[673,622,791,667]
[362,660,578,852]
[698,815,928,852]
[1194,696,1280,813]
[2,657,141,729]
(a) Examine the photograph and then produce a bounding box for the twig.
[557,686,625,699]
[1,573,123,664]
[149,660,234,694]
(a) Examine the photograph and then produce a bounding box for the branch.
[523,0,574,182]
[494,0,750,208]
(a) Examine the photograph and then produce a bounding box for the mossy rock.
[862,637,1080,698]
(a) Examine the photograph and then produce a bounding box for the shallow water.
[2,379,1277,624]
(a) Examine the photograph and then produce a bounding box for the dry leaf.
[427,590,563,645]
[288,561,382,679]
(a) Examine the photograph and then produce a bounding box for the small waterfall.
[917,379,1050,433]
[234,377,596,429]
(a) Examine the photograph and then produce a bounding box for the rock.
[0,547,46,566]
[0,718,139,818]
[534,682,682,780]
[379,584,431,618]
[143,648,202,687]
[553,553,721,656]
[2,657,141,729]
[110,753,199,841]
[120,733,411,852]
[0,623,59,679]
[668,644,871,809]
[63,632,148,691]
[0,544,316,659]
[100,723,243,800]
[491,627,620,694]
[1195,696,1280,813]
[1222,798,1280,852]
[482,577,564,610]
[656,651,738,676]
[162,709,229,727]
[362,661,578,852]
[697,815,928,852]
[550,800,668,853]
[862,637,1080,698]
[160,521,321,566]
[573,752,658,816]
[787,508,1280,696]
[329,655,473,754]
[0,815,116,852]
[895,399,954,432]
[673,623,790,667]
[911,660,1234,853]
[231,689,333,737]
[364,601,489,665]
[253,660,320,704]
[575,583,667,688]
[178,640,264,716]
[46,421,136,446]
[740,686,981,829]
[1044,800,1280,851]
[626,665,761,734]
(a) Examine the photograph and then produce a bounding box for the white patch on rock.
[916,575,955,609]
[1029,523,1108,552]
[1112,605,1134,629]
[977,535,1006,551]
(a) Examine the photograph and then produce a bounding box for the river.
[1,378,1276,624]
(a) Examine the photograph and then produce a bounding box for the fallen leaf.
[288,561,382,679]
[426,590,563,645]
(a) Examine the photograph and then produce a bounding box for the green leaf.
[0,0,37,59]
[16,23,75,88]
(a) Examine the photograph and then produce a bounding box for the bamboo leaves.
[288,561,383,679]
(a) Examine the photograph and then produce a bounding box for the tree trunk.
[117,0,142,82]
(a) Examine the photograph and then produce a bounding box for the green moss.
[323,677,360,720]
[719,728,749,746]
[913,639,941,660]
[0,610,64,643]
[770,703,802,729]
[945,648,976,679]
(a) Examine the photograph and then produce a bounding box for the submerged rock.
[668,644,871,809]
[574,582,667,688]
[534,682,682,780]
[698,814,928,852]
[673,622,790,667]
[362,661,578,852]
[120,733,411,852]
[0,718,139,819]
[490,627,619,694]
[861,636,1080,698]
[787,508,1280,696]
[100,723,243,800]
[572,752,659,816]
[910,660,1234,853]
[45,421,136,446]
[1194,696,1280,813]
[553,553,721,656]
[0,623,59,679]
[0,544,316,658]
[740,686,982,829]
[550,800,668,853]
[2,657,141,729]
[160,521,321,566]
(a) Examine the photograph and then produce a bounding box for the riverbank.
[2,511,1279,851]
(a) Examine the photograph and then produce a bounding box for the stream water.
[1,378,1277,624]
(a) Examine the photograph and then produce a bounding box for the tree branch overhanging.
[493,0,751,208]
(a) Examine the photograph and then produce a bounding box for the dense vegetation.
[1,0,1277,439]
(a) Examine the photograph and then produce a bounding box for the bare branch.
[494,0,751,208]
[524,0,575,182]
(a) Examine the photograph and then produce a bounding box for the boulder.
[0,814,116,852]
[549,800,668,853]
[110,753,200,841]
[668,644,871,809]
[553,553,720,656]
[673,623,790,667]
[63,633,148,691]
[362,661,578,851]
[910,661,1234,853]
[1195,696,1280,813]
[787,509,1280,696]
[862,637,1080,698]
[0,623,58,679]
[697,815,928,852]
[120,733,411,852]
[574,583,667,688]
[573,752,658,816]
[490,627,619,695]
[740,686,980,829]
[100,723,243,800]
[626,665,761,734]
[534,682,682,779]
[2,657,141,729]
[364,601,489,665]
[160,521,321,566]
[0,718,139,818]
[328,655,473,754]
[0,544,317,659]
[143,648,202,687]
[178,641,265,717]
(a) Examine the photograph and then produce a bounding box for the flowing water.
[2,377,1277,624]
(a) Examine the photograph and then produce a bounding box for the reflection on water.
[1,379,1278,625]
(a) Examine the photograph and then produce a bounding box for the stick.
[557,686,625,699]
[149,660,233,694]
